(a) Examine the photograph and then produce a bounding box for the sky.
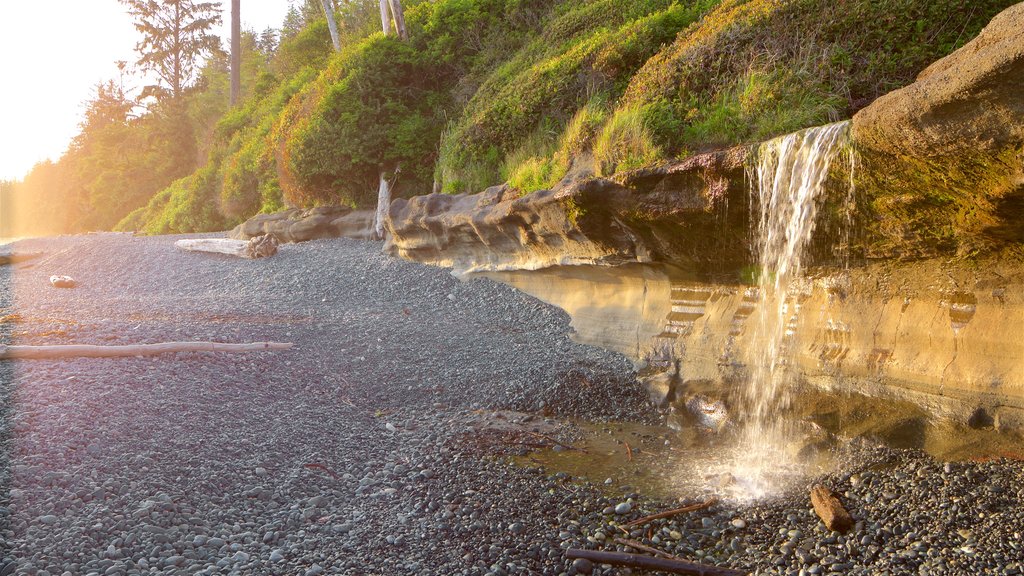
[0,0,292,181]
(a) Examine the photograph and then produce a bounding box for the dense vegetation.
[4,0,1015,237]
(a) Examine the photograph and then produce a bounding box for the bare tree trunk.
[387,0,407,39]
[378,0,391,35]
[230,0,241,105]
[374,171,392,240]
[321,0,341,51]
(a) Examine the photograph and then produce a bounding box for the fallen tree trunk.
[175,235,278,259]
[0,341,293,360]
[565,549,747,576]
[0,252,43,266]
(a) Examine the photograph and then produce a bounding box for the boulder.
[229,206,375,243]
[852,2,1024,257]
[384,147,750,274]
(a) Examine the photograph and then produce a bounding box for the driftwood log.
[810,484,854,533]
[566,549,747,576]
[0,252,43,266]
[0,341,292,360]
[174,234,279,259]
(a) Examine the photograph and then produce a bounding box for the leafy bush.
[117,163,233,234]
[593,106,665,176]
[620,0,1015,151]
[275,34,449,207]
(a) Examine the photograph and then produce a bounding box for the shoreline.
[0,233,1021,575]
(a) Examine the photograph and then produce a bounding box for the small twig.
[303,463,340,480]
[523,431,589,454]
[622,498,718,528]
[566,549,747,576]
[624,441,633,462]
[613,537,674,559]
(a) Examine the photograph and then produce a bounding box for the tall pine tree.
[120,0,222,102]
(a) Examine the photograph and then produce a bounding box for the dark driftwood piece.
[566,549,747,576]
[810,485,854,533]
[612,537,674,559]
[622,498,718,528]
[523,431,588,454]
[0,341,293,360]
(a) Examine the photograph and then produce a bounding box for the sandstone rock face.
[384,183,640,274]
[229,206,375,243]
[485,257,1024,432]
[852,2,1024,257]
[385,148,750,274]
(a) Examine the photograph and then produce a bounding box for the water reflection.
[479,262,1024,501]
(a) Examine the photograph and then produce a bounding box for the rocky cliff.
[385,2,1024,429]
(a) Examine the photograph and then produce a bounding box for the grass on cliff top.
[491,0,1016,194]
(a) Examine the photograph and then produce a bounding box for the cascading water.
[728,121,853,498]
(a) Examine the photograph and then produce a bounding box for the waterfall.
[732,121,852,495]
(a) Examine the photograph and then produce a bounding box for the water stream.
[733,121,852,496]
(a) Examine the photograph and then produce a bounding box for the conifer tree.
[120,0,223,102]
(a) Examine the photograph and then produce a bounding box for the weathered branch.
[0,253,43,266]
[523,430,588,454]
[622,498,718,528]
[565,549,747,576]
[612,537,674,559]
[0,341,293,360]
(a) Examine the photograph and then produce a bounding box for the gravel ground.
[1,234,1023,576]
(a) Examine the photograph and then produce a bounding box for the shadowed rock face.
[384,147,751,275]
[851,2,1024,258]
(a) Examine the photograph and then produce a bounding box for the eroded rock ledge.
[385,147,750,275]
[230,206,374,243]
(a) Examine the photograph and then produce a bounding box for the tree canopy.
[121,0,223,102]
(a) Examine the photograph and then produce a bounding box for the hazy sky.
[0,1,292,181]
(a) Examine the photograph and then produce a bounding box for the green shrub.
[118,164,232,235]
[503,124,562,192]
[555,98,609,162]
[220,132,279,219]
[623,0,1015,149]
[276,34,449,207]
[593,106,665,176]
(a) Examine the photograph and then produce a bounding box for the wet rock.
[810,485,854,533]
